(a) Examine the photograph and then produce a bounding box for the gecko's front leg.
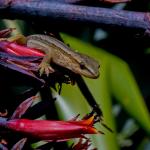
[38,52,55,76]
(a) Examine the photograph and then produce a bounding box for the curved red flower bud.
[5,115,102,141]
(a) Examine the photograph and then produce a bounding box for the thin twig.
[76,75,103,117]
[0,0,150,32]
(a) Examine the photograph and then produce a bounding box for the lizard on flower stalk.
[1,34,100,78]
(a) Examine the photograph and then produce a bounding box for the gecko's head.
[73,53,100,79]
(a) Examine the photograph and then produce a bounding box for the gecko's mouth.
[82,69,100,79]
[87,72,99,79]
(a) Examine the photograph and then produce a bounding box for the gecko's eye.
[80,62,86,70]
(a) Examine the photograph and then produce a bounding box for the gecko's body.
[26,34,100,78]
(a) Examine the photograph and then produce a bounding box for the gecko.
[26,34,100,78]
[1,34,100,78]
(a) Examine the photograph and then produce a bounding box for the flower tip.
[89,128,104,134]
[91,128,99,134]
[83,115,95,126]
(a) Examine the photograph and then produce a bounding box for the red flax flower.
[2,115,103,141]
[0,96,102,149]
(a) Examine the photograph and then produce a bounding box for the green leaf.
[109,56,150,133]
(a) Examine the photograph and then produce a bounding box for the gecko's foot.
[39,62,54,76]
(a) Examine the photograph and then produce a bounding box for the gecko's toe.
[46,66,55,76]
[39,62,54,76]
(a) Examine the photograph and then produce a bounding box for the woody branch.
[0,0,150,32]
